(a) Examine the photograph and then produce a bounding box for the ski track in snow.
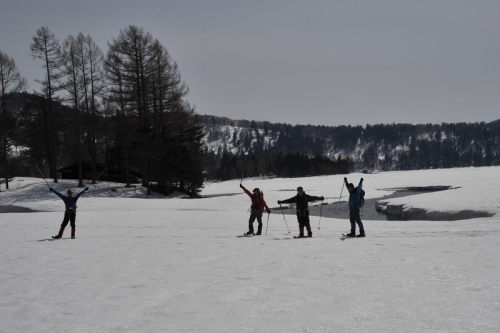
[1,167,500,332]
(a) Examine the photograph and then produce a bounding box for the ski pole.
[279,203,290,234]
[318,199,324,230]
[338,181,345,202]
[35,164,50,188]
[87,168,107,189]
[265,211,270,236]
[336,180,347,215]
[96,168,107,181]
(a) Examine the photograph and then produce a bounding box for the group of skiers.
[49,177,365,239]
[240,177,365,238]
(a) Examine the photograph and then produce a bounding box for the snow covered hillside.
[201,115,500,171]
[1,167,499,332]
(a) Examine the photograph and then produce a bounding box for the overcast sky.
[1,0,499,126]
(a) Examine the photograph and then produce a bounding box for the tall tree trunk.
[3,142,8,190]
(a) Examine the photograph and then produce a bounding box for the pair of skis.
[342,233,365,238]
[243,231,308,238]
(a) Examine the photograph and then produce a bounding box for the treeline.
[354,122,500,170]
[0,26,209,196]
[203,116,325,158]
[203,115,354,179]
[211,152,352,180]
[201,115,500,171]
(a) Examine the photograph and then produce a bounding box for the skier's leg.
[248,213,257,234]
[354,208,365,236]
[61,212,70,228]
[346,209,356,237]
[54,212,70,238]
[297,214,305,237]
[349,209,356,230]
[256,214,263,235]
[304,212,312,237]
[70,212,76,239]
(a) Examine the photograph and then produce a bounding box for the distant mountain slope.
[200,115,500,171]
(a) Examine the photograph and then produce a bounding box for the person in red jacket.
[240,184,271,235]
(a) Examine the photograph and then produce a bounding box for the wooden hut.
[57,162,141,183]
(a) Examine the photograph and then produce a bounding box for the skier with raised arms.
[240,184,271,235]
[344,177,365,237]
[50,187,88,239]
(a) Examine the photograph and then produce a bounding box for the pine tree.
[0,50,28,190]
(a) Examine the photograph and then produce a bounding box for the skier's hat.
[67,189,74,194]
[253,188,260,193]
[297,186,304,191]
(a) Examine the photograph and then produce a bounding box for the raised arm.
[74,187,89,200]
[50,188,66,200]
[241,185,253,198]
[357,178,364,192]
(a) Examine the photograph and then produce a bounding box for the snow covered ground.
[1,167,500,332]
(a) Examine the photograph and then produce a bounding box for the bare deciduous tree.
[73,33,104,184]
[60,35,84,186]
[30,26,62,182]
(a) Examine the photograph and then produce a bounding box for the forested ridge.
[201,115,500,175]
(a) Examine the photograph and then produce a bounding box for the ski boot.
[345,231,356,237]
[308,231,313,238]
[244,231,254,236]
[294,232,305,238]
[357,230,366,237]
[52,227,65,239]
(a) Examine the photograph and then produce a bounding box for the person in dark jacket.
[344,177,365,237]
[50,187,88,239]
[240,184,271,235]
[278,187,324,238]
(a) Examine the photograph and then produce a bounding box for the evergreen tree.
[0,50,28,190]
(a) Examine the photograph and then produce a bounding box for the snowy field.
[1,167,500,332]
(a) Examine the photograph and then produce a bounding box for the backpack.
[251,191,264,211]
[358,189,365,207]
